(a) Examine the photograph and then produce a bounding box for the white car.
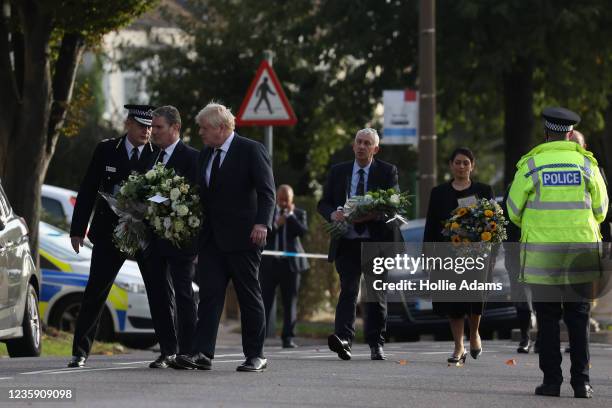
[38,222,158,349]
[41,184,78,226]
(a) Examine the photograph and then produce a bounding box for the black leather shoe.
[67,356,86,368]
[370,345,386,360]
[236,357,267,372]
[573,384,593,399]
[534,384,561,397]
[517,338,530,354]
[470,348,482,359]
[328,334,351,361]
[149,354,176,369]
[282,339,298,349]
[174,353,212,370]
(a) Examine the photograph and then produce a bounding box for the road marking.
[113,361,150,365]
[0,377,14,380]
[40,366,138,375]
[213,359,245,363]
[21,367,87,375]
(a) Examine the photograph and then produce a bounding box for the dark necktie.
[157,150,166,164]
[208,148,221,188]
[355,168,366,234]
[129,147,139,171]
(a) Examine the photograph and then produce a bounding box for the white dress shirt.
[345,160,373,239]
[205,132,235,186]
[125,138,144,159]
[157,138,180,165]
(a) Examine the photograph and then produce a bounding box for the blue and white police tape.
[262,250,328,259]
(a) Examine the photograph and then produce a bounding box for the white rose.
[363,194,374,204]
[188,216,200,228]
[145,170,156,180]
[176,205,189,217]
[164,230,172,239]
[163,217,172,229]
[170,188,181,201]
[389,194,400,205]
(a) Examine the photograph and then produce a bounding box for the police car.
[38,222,158,349]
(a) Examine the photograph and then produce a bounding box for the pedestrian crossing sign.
[236,60,297,126]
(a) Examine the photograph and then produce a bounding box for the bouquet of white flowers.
[143,163,202,248]
[100,164,202,255]
[324,188,411,239]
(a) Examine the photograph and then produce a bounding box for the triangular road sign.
[236,60,297,126]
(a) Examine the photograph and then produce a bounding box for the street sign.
[236,60,297,126]
[382,89,419,146]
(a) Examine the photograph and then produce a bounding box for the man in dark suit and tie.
[317,128,399,361]
[145,105,199,369]
[67,105,159,368]
[174,102,275,372]
[260,184,309,348]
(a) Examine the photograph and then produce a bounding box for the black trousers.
[72,241,147,357]
[143,253,197,356]
[260,258,300,340]
[192,240,266,359]
[532,287,590,386]
[334,239,386,347]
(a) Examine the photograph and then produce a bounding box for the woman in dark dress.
[423,147,494,364]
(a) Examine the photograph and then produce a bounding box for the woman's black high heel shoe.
[447,351,468,364]
[470,348,482,359]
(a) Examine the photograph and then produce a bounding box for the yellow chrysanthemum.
[451,222,460,230]
[484,210,494,217]
[481,231,492,241]
[451,235,461,243]
[457,208,468,217]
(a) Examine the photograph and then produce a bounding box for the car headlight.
[116,281,147,294]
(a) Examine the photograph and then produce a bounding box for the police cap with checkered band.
[542,107,581,133]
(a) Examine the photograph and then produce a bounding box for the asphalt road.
[1,340,611,407]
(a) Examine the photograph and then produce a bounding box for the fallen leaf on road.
[397,359,408,365]
[505,359,517,366]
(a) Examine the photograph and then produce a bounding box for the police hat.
[124,104,156,127]
[542,107,581,133]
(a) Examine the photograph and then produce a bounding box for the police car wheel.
[49,294,115,342]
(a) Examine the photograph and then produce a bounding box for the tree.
[0,0,156,257]
[437,0,612,187]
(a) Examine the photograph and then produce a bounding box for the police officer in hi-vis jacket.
[507,107,608,399]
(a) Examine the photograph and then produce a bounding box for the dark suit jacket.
[151,140,200,257]
[198,134,276,252]
[317,159,399,262]
[264,207,309,273]
[70,135,158,245]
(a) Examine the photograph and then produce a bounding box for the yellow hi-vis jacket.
[507,141,609,284]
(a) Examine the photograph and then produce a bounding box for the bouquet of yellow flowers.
[441,198,508,244]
